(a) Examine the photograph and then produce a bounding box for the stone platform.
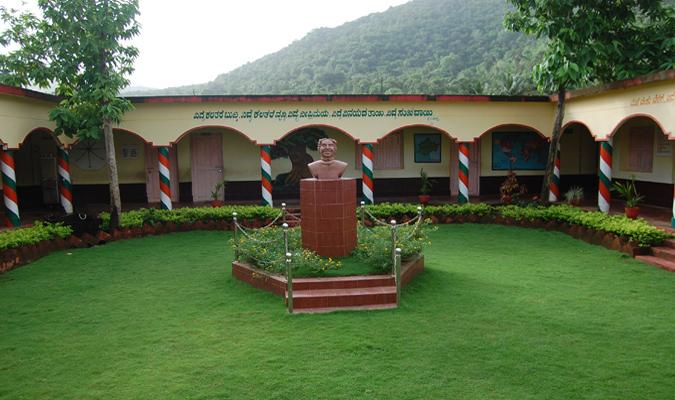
[300,178,357,257]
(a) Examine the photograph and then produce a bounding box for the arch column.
[361,143,374,204]
[158,146,172,210]
[598,138,613,213]
[458,142,470,204]
[260,145,273,207]
[548,141,561,202]
[1,148,20,227]
[57,148,73,214]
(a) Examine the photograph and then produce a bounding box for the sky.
[2,0,411,90]
[130,0,411,89]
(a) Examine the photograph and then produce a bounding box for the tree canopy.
[1,0,140,138]
[505,0,674,92]
[504,0,674,199]
[0,0,141,228]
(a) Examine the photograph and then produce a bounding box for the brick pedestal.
[300,178,357,257]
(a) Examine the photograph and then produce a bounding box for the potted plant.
[419,168,435,205]
[210,180,227,207]
[611,178,644,219]
[563,186,584,206]
[499,171,526,204]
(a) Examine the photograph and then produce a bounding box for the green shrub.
[364,202,670,248]
[0,221,73,251]
[234,226,341,275]
[99,206,282,230]
[354,220,433,273]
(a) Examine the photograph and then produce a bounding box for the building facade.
[0,71,673,225]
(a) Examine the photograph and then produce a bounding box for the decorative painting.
[414,133,441,163]
[492,132,547,170]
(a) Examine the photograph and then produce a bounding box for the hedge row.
[0,203,670,254]
[0,222,73,251]
[99,205,281,230]
[366,203,671,247]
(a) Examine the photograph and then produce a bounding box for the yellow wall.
[613,117,673,184]
[564,79,675,140]
[70,132,147,184]
[118,100,554,146]
[0,94,60,149]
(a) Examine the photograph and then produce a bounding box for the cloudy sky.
[130,0,410,89]
[2,0,410,89]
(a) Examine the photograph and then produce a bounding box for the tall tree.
[0,0,140,229]
[505,0,674,200]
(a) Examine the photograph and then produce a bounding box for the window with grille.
[627,127,653,172]
[356,132,404,169]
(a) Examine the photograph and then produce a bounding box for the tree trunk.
[540,87,566,201]
[103,117,122,230]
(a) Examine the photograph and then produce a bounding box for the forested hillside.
[129,0,545,96]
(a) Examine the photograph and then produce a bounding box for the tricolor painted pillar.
[361,143,374,204]
[158,146,172,210]
[598,138,613,213]
[260,145,273,207]
[548,141,561,202]
[458,143,470,204]
[671,185,675,228]
[1,148,20,227]
[57,148,73,214]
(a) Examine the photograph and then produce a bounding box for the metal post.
[282,202,287,224]
[395,247,402,305]
[390,219,397,271]
[282,223,289,255]
[360,200,365,226]
[232,212,239,260]
[286,251,293,314]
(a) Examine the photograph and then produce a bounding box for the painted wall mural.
[492,132,547,170]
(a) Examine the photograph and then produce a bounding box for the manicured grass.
[1,225,674,399]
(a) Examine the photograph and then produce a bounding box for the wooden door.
[191,133,224,202]
[146,144,180,203]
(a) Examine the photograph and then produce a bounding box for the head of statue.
[317,138,337,161]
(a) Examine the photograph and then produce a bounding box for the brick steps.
[650,246,675,262]
[635,255,675,273]
[292,275,394,290]
[291,303,398,314]
[288,286,397,312]
[231,255,424,313]
[635,239,675,273]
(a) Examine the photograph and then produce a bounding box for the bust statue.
[307,138,348,180]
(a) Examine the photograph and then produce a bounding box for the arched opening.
[476,124,548,199]
[174,126,259,203]
[558,122,599,204]
[610,116,672,207]
[69,129,149,207]
[272,125,357,200]
[14,129,61,212]
[371,125,454,201]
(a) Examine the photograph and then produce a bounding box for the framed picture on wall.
[492,132,547,170]
[414,133,441,163]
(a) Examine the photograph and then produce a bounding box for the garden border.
[0,211,657,274]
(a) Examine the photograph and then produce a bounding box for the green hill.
[130,0,544,96]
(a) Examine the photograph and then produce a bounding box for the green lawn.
[1,225,674,399]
